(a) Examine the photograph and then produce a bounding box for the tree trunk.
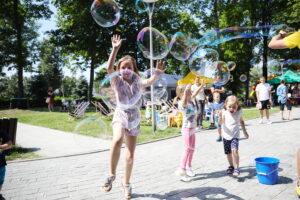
[13,0,24,97]
[88,52,95,102]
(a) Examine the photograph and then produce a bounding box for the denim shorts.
[213,115,221,128]
[0,167,6,186]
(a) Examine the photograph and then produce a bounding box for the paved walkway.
[16,123,111,157]
[3,108,300,199]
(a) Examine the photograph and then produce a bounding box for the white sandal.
[121,182,132,199]
[102,174,115,192]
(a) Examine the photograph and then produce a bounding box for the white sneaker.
[267,120,272,124]
[175,169,191,182]
[186,167,196,177]
[259,119,263,124]
[175,169,185,177]
[180,175,191,182]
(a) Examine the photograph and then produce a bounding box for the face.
[213,93,220,102]
[119,59,134,80]
[194,77,200,85]
[260,77,265,83]
[226,101,238,114]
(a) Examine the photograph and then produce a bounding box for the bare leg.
[280,110,285,120]
[109,123,124,175]
[259,110,263,119]
[265,109,269,120]
[297,148,300,186]
[218,128,222,137]
[48,103,51,112]
[123,133,137,185]
[287,110,291,120]
[226,153,234,167]
[232,149,239,169]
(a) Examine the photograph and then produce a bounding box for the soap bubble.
[137,27,169,60]
[189,48,219,77]
[227,61,236,71]
[212,61,230,86]
[169,32,191,61]
[98,71,142,110]
[91,0,120,28]
[239,74,247,82]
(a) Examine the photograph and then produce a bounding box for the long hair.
[117,55,140,76]
[223,95,241,111]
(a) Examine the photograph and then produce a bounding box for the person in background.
[47,87,55,112]
[210,92,224,142]
[276,79,292,120]
[255,77,272,124]
[191,77,206,129]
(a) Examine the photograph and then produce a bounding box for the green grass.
[0,106,280,145]
[6,146,42,161]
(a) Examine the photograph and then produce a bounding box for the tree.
[39,39,64,90]
[72,76,88,101]
[0,0,52,97]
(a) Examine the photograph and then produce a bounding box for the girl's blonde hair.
[176,84,186,99]
[117,55,140,76]
[224,95,241,111]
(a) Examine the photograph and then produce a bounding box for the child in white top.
[218,95,249,176]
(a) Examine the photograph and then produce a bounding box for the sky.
[4,2,90,80]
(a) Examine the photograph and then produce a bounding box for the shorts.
[223,138,239,154]
[279,101,292,111]
[260,100,270,110]
[213,115,221,128]
[0,167,6,186]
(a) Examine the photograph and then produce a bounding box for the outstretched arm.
[140,60,165,88]
[268,31,288,49]
[107,35,122,75]
[191,79,206,99]
[182,84,191,109]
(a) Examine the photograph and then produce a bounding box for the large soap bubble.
[189,48,219,77]
[169,32,191,61]
[212,61,230,86]
[91,0,120,28]
[98,71,142,110]
[239,74,247,82]
[137,27,169,60]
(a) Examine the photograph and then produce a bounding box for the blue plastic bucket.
[255,157,280,185]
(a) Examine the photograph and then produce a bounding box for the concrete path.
[3,108,300,199]
[16,123,111,157]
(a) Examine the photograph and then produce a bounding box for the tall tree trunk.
[262,0,269,80]
[88,51,95,102]
[13,0,24,97]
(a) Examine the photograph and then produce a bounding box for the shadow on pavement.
[191,166,256,182]
[134,187,244,199]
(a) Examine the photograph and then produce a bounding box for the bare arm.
[218,110,223,124]
[240,117,249,138]
[0,141,12,151]
[268,32,288,49]
[140,60,165,88]
[181,85,192,109]
[107,35,122,75]
[191,80,206,99]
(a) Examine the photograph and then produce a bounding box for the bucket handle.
[257,168,278,176]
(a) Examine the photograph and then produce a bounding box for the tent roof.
[268,70,300,84]
[176,72,214,85]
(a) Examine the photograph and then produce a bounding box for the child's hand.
[111,34,122,49]
[201,79,206,87]
[279,30,287,38]
[155,60,165,72]
[244,131,249,139]
[217,110,222,117]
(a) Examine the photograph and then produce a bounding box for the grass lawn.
[0,106,279,144]
[6,146,42,161]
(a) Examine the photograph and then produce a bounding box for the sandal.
[102,174,115,192]
[296,181,300,197]
[122,182,132,199]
